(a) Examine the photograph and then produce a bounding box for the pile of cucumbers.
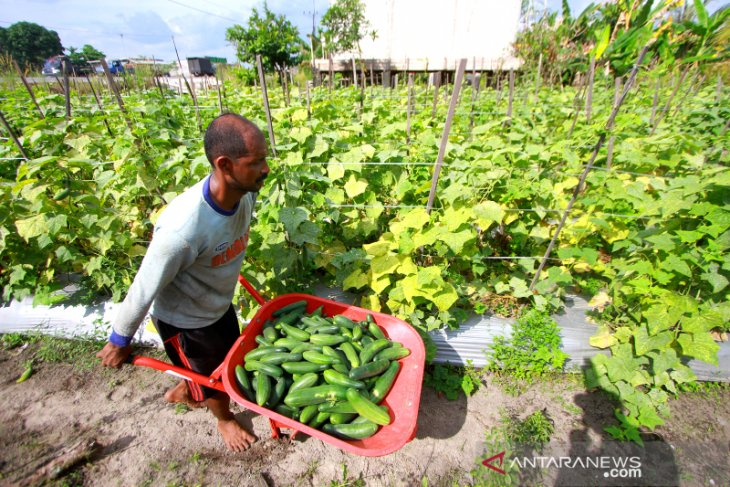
[233,299,411,440]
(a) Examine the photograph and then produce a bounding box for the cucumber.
[368,321,387,340]
[322,422,378,440]
[318,401,357,414]
[302,350,338,365]
[308,325,340,335]
[283,385,348,407]
[281,323,310,341]
[274,337,303,350]
[244,360,284,378]
[263,326,279,343]
[351,405,388,423]
[333,315,356,329]
[234,365,254,401]
[321,346,347,367]
[352,326,363,341]
[256,373,271,406]
[339,342,360,369]
[255,335,273,347]
[324,369,366,390]
[329,412,357,425]
[349,359,391,380]
[275,307,307,326]
[374,347,410,362]
[301,316,330,327]
[291,343,323,354]
[289,372,319,392]
[310,334,347,346]
[309,411,331,428]
[245,346,287,361]
[311,305,324,317]
[53,188,71,201]
[340,328,353,340]
[259,352,303,365]
[359,339,392,365]
[370,360,400,403]
[274,404,298,419]
[332,363,350,375]
[272,299,308,318]
[346,388,391,425]
[266,376,288,408]
[299,404,320,424]
[282,361,329,374]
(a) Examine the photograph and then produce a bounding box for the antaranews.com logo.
[483,451,642,479]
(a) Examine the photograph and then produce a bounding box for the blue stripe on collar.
[203,175,239,216]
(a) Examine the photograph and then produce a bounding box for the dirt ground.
[1,340,729,487]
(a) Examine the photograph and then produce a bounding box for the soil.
[1,342,729,487]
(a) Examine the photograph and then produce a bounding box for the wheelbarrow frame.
[130,275,426,457]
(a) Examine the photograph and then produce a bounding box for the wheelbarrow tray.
[222,293,426,457]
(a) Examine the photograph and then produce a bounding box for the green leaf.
[15,214,47,241]
[390,209,431,234]
[649,348,680,375]
[590,326,617,349]
[677,332,719,366]
[280,207,308,235]
[343,269,368,290]
[633,327,673,356]
[637,405,664,430]
[439,229,474,253]
[327,163,345,181]
[594,25,611,59]
[509,276,532,298]
[370,254,400,278]
[473,201,504,231]
[645,234,676,252]
[661,254,692,278]
[604,356,635,383]
[700,270,729,294]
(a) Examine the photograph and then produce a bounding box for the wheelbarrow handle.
[125,354,226,392]
[238,274,267,306]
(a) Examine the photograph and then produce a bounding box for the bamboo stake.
[651,67,689,135]
[426,59,467,214]
[172,36,201,132]
[585,56,595,123]
[530,45,650,291]
[85,74,113,136]
[716,75,723,105]
[505,70,515,126]
[100,58,133,131]
[0,109,29,160]
[328,54,334,92]
[606,77,622,170]
[13,59,44,118]
[406,73,413,147]
[431,72,441,118]
[256,55,277,158]
[215,72,224,115]
[650,77,661,126]
[306,81,312,120]
[62,59,71,120]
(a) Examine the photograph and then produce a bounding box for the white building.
[315,0,522,73]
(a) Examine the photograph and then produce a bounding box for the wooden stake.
[426,59,467,214]
[0,109,29,160]
[716,74,723,105]
[535,52,543,99]
[100,58,133,131]
[62,59,71,120]
[651,67,689,135]
[256,55,277,158]
[13,59,44,118]
[606,77,622,170]
[306,80,312,119]
[530,45,650,291]
[585,56,595,123]
[406,73,413,147]
[650,77,661,126]
[328,54,334,92]
[431,72,441,118]
[85,74,113,136]
[172,36,202,132]
[215,72,224,115]
[505,70,515,125]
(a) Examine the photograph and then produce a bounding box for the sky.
[0,0,722,64]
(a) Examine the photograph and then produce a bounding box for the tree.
[67,44,105,65]
[319,0,374,57]
[0,21,63,69]
[225,4,303,77]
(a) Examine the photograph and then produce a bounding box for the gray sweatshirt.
[109,176,256,346]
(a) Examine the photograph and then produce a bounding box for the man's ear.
[214,155,234,175]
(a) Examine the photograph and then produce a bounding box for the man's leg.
[206,390,256,452]
[164,379,206,408]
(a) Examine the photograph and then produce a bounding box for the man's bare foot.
[218,417,256,452]
[164,380,206,408]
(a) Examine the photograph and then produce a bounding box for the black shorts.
[152,304,240,401]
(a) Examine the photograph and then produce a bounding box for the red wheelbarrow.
[130,275,426,457]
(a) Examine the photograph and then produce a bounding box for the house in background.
[313,0,522,85]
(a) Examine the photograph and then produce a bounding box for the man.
[97,113,269,452]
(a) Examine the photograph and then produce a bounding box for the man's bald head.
[204,113,264,167]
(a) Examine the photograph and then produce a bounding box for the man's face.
[230,130,269,193]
